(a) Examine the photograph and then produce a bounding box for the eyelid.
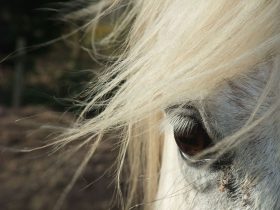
[166,106,201,129]
[166,105,221,143]
[179,150,213,166]
[169,115,198,135]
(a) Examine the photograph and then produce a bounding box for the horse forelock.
[59,1,280,209]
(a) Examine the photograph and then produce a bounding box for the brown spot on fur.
[219,170,231,192]
[218,167,237,198]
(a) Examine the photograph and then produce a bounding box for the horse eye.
[174,121,213,158]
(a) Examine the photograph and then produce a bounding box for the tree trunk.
[12,37,26,110]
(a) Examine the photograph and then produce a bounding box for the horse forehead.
[203,65,271,136]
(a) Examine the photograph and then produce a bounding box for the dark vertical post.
[12,37,26,110]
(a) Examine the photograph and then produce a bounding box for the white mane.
[55,1,280,209]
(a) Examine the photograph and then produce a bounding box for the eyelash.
[168,113,199,135]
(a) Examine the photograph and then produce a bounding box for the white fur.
[156,66,280,209]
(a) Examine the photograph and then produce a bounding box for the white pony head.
[57,0,280,209]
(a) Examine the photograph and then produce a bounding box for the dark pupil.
[174,124,212,156]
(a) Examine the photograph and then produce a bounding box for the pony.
[55,0,280,209]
